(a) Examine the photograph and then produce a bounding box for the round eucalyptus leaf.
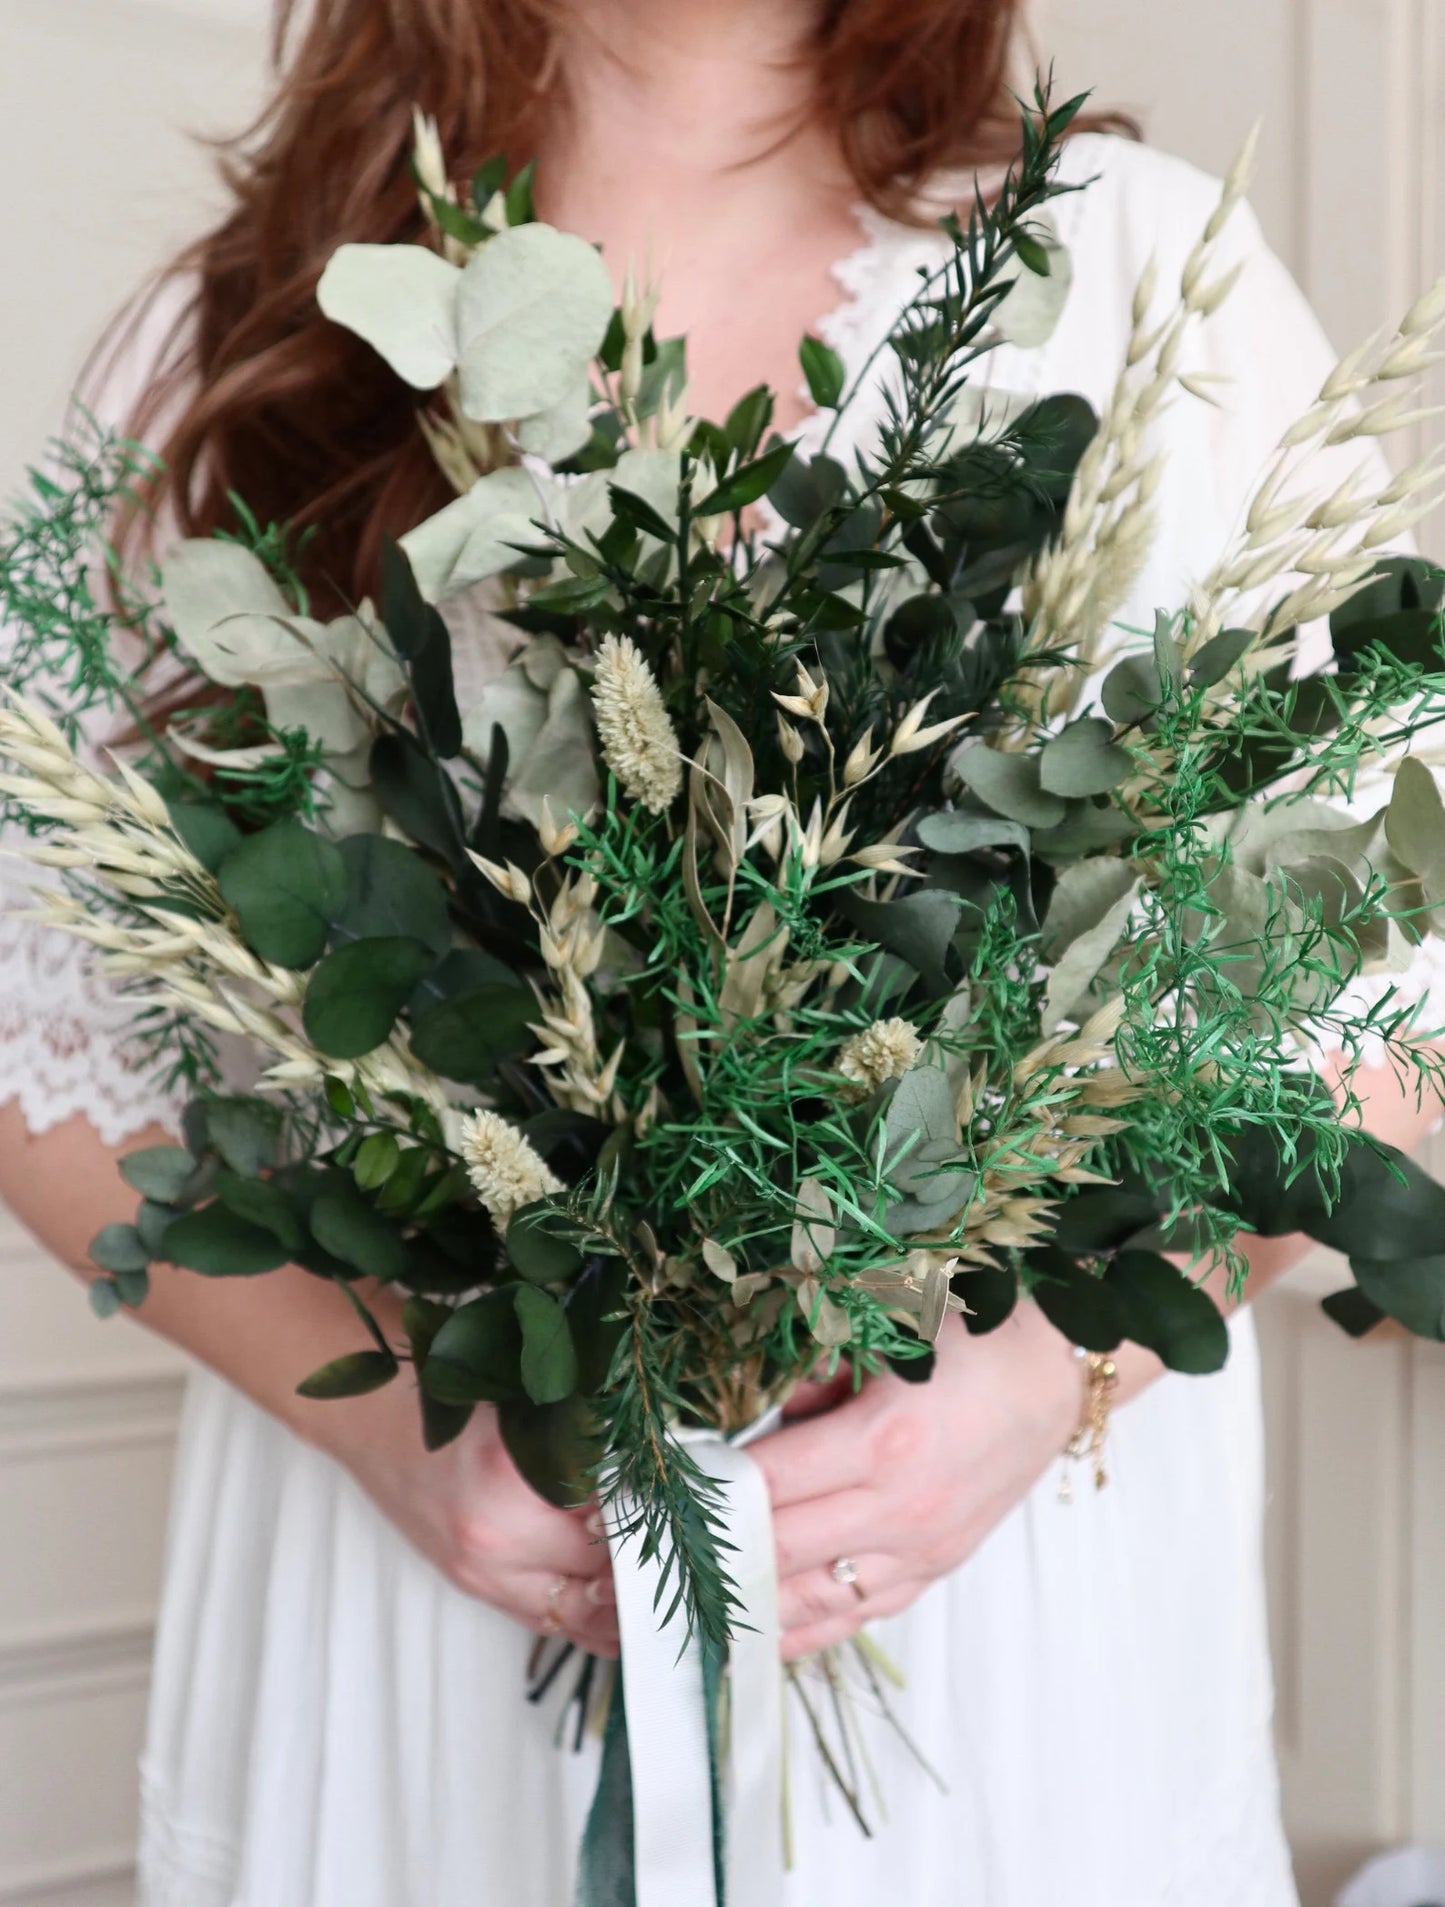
[1033,1272,1127,1352]
[499,1394,600,1509]
[303,936,436,1061]
[515,1285,579,1405]
[89,1278,122,1321]
[335,834,454,953]
[507,1202,584,1285]
[163,1205,293,1278]
[217,822,349,970]
[1039,719,1133,798]
[90,1223,150,1275]
[204,1098,284,1179]
[1106,1251,1229,1374]
[456,224,614,424]
[409,984,538,1084]
[114,1269,151,1309]
[955,1265,1019,1335]
[136,1201,178,1258]
[119,1145,200,1205]
[917,812,1031,858]
[214,1169,306,1255]
[317,242,462,390]
[168,801,242,873]
[1353,1254,1445,1341]
[952,743,1066,830]
[308,1188,408,1282]
[424,1290,525,1404]
[1100,654,1163,726]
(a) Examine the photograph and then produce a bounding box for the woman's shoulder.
[1054,131,1235,242]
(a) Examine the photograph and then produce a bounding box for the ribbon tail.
[574,1674,636,1907]
[601,1436,788,1907]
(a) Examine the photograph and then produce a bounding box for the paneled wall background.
[0,2,1441,1903]
[0,5,263,1902]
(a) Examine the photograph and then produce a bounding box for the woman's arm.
[758,1057,1445,1662]
[0,1103,619,1653]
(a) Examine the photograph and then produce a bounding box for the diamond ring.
[830,1557,866,1601]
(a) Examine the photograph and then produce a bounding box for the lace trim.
[0,855,187,1145]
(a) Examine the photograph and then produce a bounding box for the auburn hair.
[124,0,1124,611]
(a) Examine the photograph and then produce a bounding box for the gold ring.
[830,1556,866,1602]
[542,1576,569,1636]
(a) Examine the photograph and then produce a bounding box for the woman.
[0,1,1438,1901]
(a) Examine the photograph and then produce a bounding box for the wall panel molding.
[0,1371,184,1462]
[0,1852,136,1907]
[0,1614,155,1711]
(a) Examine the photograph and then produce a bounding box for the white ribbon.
[605,1418,787,1907]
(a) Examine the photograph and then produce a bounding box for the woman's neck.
[542,0,847,220]
[536,0,864,432]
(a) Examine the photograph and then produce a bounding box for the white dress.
[5,131,1396,1906]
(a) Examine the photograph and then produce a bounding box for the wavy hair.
[124,0,1124,608]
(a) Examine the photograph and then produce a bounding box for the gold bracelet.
[1059,1350,1119,1502]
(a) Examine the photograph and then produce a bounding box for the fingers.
[776,1550,904,1636]
[770,1488,876,1579]
[781,1578,922,1664]
[509,1498,611,1580]
[750,1395,875,1509]
[516,1568,620,1658]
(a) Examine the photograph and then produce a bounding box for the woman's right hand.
[322,1365,621,1662]
[322,1369,620,1656]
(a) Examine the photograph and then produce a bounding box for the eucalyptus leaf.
[1039,718,1132,798]
[303,936,436,1060]
[317,242,462,389]
[837,889,963,987]
[424,1290,525,1404]
[514,1285,579,1404]
[214,1169,306,1254]
[456,224,614,424]
[296,1349,400,1401]
[217,821,349,969]
[203,1098,284,1178]
[163,1205,293,1278]
[917,812,1030,857]
[508,1202,585,1285]
[334,834,454,954]
[1106,1250,1229,1374]
[120,1145,199,1205]
[90,1223,150,1275]
[1352,1253,1445,1341]
[1040,861,1140,1034]
[410,984,538,1084]
[952,743,1066,829]
[309,1187,408,1282]
[498,1394,600,1508]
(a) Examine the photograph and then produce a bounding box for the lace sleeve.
[0,283,194,1144]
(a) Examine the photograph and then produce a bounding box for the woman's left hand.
[751,1301,1090,1662]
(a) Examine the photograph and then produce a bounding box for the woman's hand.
[321,1368,619,1657]
[751,1303,1088,1662]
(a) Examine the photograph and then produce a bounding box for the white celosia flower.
[837,1017,924,1097]
[458,1111,563,1227]
[591,634,683,815]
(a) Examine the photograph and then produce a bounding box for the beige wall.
[0,4,266,1900]
[0,2,1442,1902]
[1032,5,1445,1901]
